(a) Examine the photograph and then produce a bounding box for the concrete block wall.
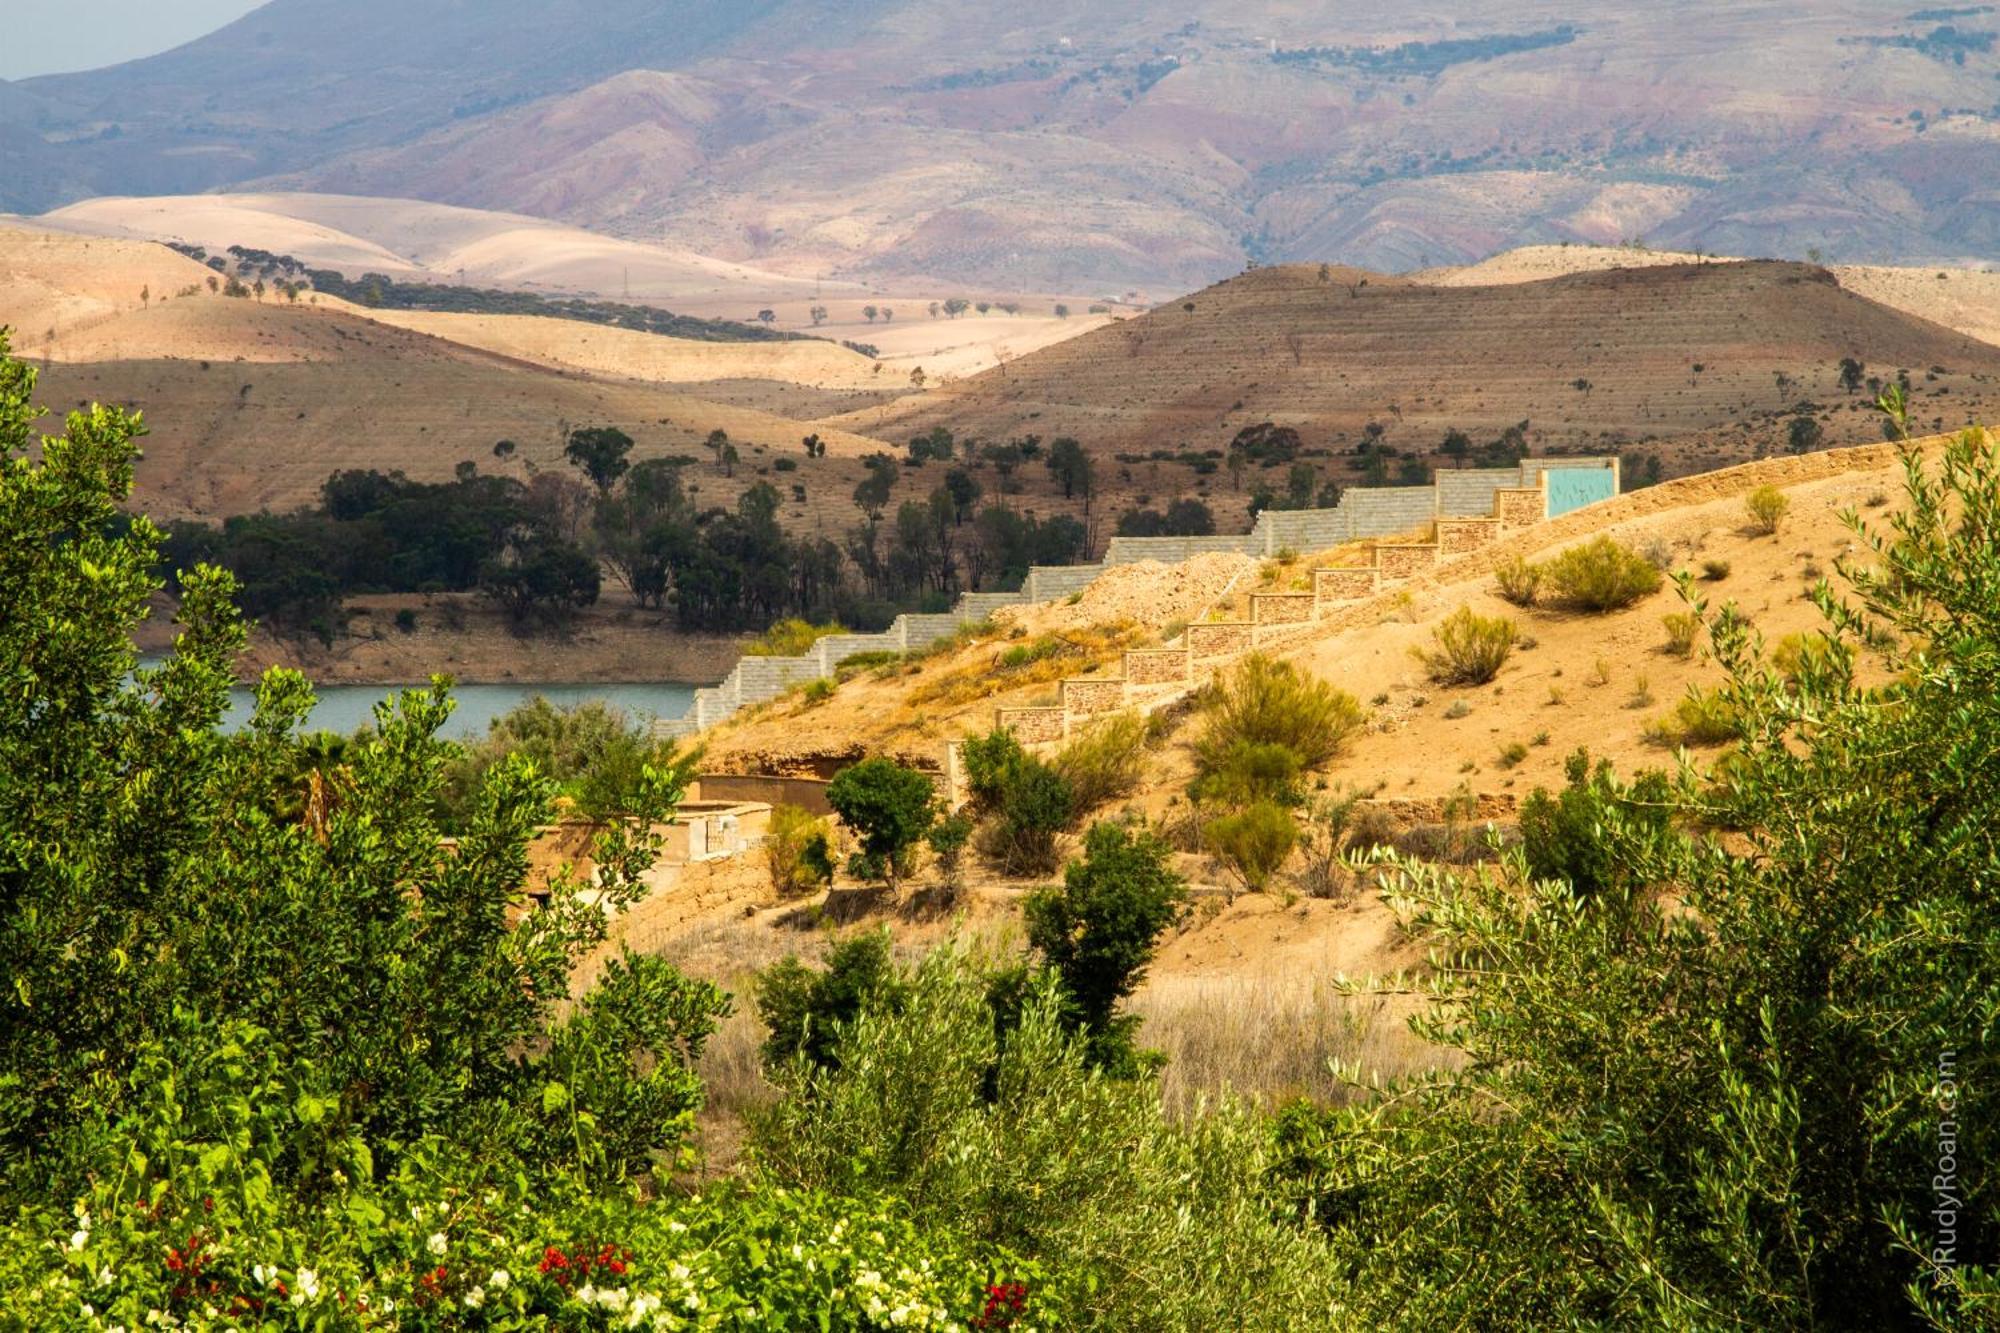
[1342,486,1439,539]
[1436,469,1517,517]
[655,459,1615,741]
[734,655,824,704]
[1026,565,1100,601]
[816,629,906,669]
[1101,533,1257,566]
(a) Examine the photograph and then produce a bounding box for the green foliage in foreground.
[0,337,1062,1329]
[4,330,1999,1329]
[1288,427,2000,1328]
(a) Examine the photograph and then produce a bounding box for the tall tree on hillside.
[1046,437,1093,501]
[564,425,634,493]
[1839,356,1866,394]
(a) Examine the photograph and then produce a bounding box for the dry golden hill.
[2,229,912,522]
[345,309,892,391]
[35,193,840,305]
[1420,243,2000,352]
[0,224,222,339]
[862,261,2000,471]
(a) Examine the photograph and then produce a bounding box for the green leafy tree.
[1023,821,1187,1072]
[825,757,936,887]
[0,331,718,1197]
[1302,425,2000,1327]
[1045,436,1093,500]
[757,931,905,1072]
[563,425,634,492]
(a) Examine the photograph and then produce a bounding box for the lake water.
[219,681,698,739]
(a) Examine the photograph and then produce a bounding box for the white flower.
[252,1264,275,1287]
[295,1268,320,1304]
[487,1268,511,1291]
[462,1288,484,1309]
[426,1231,448,1257]
[68,1229,89,1252]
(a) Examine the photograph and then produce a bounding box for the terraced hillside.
[863,261,2000,473]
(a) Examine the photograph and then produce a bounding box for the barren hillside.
[1421,243,2000,351]
[864,261,2000,472]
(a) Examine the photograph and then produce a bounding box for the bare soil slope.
[1421,243,2000,352]
[874,261,2000,465]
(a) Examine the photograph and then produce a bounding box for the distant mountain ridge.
[9,1,2000,288]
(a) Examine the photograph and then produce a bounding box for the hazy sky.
[4,0,265,81]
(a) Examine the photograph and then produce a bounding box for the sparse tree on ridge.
[563,425,635,493]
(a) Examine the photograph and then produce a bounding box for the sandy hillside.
[1423,243,2000,351]
[0,224,220,339]
[38,192,839,305]
[873,260,2000,469]
[348,309,891,389]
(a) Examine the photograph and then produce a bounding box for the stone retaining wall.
[1495,488,1546,527]
[996,706,1066,744]
[1124,648,1193,686]
[1251,592,1317,625]
[1061,677,1128,717]
[1314,567,1379,601]
[1374,543,1439,578]
[1436,517,1502,555]
[1188,621,1255,659]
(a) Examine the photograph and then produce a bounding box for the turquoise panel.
[1546,467,1617,516]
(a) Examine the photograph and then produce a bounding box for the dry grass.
[1132,976,1443,1116]
[909,621,1145,707]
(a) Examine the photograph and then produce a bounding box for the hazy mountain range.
[8,0,2000,290]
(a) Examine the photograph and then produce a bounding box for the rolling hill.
[7,3,2000,289]
[857,260,2000,474]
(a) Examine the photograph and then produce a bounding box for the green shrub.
[758,930,904,1072]
[436,696,697,826]
[925,810,973,889]
[1772,630,1842,686]
[1745,484,1789,535]
[1193,654,1365,780]
[1493,555,1542,607]
[393,606,418,632]
[1496,741,1529,769]
[1644,685,1742,746]
[1661,611,1701,657]
[1417,607,1517,685]
[1191,738,1304,807]
[1701,558,1732,581]
[826,757,937,886]
[1024,821,1188,1069]
[1204,801,1299,892]
[1052,711,1148,819]
[1517,748,1675,897]
[1540,535,1663,611]
[978,758,1074,877]
[765,803,836,897]
[800,676,836,706]
[744,617,846,656]
[836,648,902,672]
[752,950,1336,1328]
